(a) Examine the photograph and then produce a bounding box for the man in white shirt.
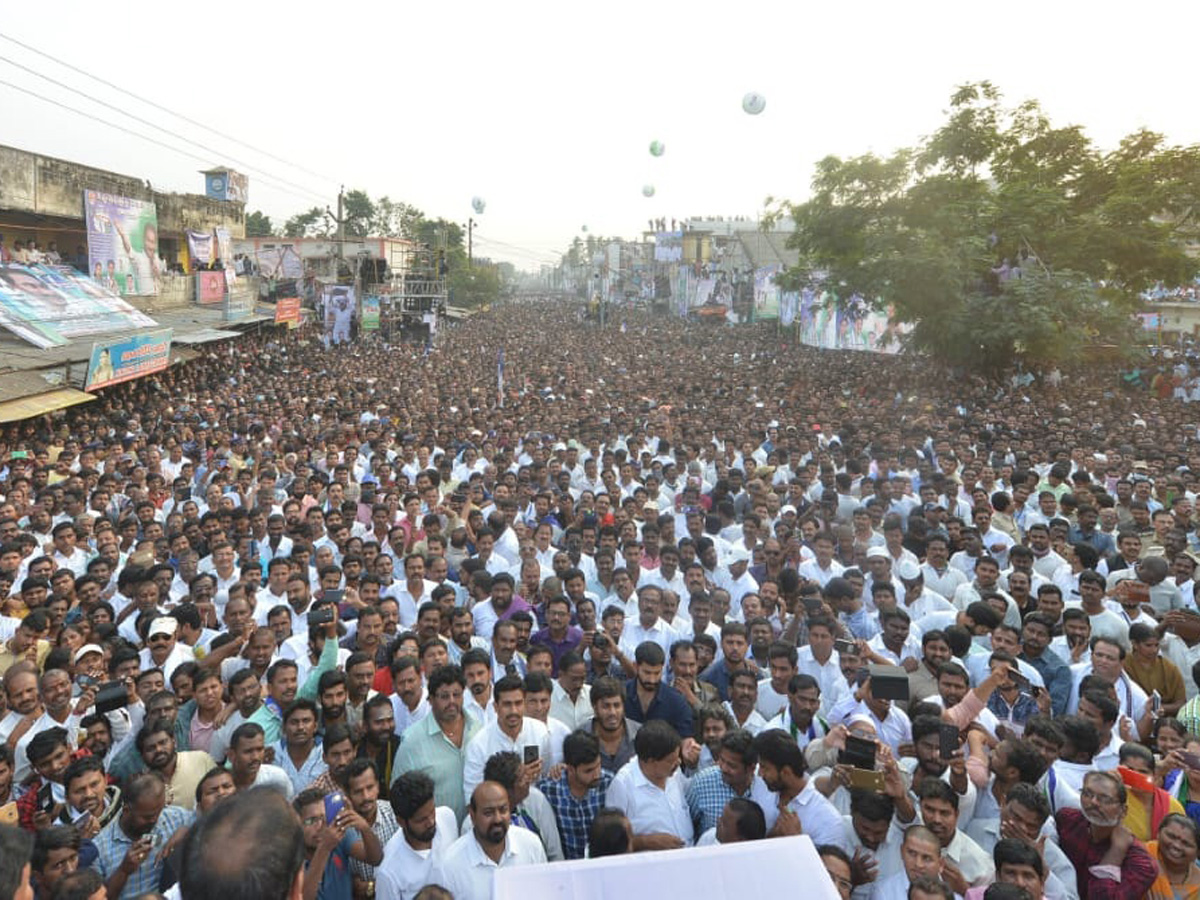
[462,675,550,801]
[753,728,848,851]
[431,780,547,900]
[606,719,694,849]
[376,771,459,900]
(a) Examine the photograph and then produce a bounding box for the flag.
[497,347,505,407]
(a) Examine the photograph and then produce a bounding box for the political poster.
[322,284,355,346]
[187,231,214,266]
[275,297,301,326]
[85,328,173,390]
[0,264,158,348]
[83,190,162,296]
[197,269,227,304]
[361,295,381,331]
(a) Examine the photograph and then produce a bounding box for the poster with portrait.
[83,190,162,296]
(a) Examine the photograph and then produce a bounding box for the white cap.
[73,643,103,664]
[149,617,178,638]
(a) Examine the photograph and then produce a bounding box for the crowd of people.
[0,299,1199,899]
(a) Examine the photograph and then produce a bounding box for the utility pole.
[468,217,475,268]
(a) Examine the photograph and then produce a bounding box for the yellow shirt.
[1124,787,1186,842]
[0,638,50,675]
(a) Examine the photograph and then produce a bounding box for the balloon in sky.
[649,140,665,157]
[471,196,486,214]
[742,92,766,115]
[642,185,656,198]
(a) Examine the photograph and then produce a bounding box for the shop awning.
[0,388,95,422]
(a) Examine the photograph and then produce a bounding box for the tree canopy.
[775,82,1200,369]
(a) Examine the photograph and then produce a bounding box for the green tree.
[777,82,1200,369]
[244,210,274,237]
[283,207,330,238]
[449,262,501,309]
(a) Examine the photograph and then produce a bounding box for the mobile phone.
[833,638,857,656]
[523,745,540,765]
[37,783,53,812]
[307,607,335,628]
[838,735,877,771]
[846,768,886,791]
[939,723,961,759]
[323,791,346,825]
[1179,750,1200,770]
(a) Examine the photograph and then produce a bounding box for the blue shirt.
[624,678,694,737]
[91,805,194,899]
[537,769,613,859]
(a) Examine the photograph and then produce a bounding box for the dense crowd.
[1,300,1199,900]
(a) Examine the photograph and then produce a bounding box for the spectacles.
[1080,787,1120,806]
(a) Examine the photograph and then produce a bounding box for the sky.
[1,2,1199,270]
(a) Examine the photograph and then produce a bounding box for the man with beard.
[357,694,401,787]
[538,731,612,859]
[136,719,214,811]
[432,781,547,900]
[462,675,549,801]
[376,771,458,900]
[341,758,398,896]
[394,664,481,823]
[1053,770,1157,899]
[61,756,121,837]
[226,722,294,799]
[91,771,192,900]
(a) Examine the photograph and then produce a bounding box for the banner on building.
[0,264,157,348]
[187,231,214,265]
[83,190,162,296]
[256,246,304,280]
[197,270,227,304]
[361,295,381,331]
[654,231,683,262]
[85,328,173,390]
[322,284,355,346]
[275,297,301,325]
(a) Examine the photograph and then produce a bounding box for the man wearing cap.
[717,547,759,613]
[895,561,956,621]
[138,617,195,683]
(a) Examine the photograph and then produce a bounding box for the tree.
[283,207,331,238]
[244,210,274,237]
[776,82,1200,369]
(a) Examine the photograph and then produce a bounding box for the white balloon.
[471,196,486,214]
[642,185,656,198]
[742,92,766,115]
[649,140,665,157]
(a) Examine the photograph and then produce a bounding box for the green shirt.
[393,712,481,823]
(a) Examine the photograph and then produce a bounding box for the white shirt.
[376,806,458,900]
[607,758,694,843]
[462,717,550,801]
[786,778,850,853]
[430,821,547,900]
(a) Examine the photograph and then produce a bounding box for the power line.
[0,31,340,188]
[0,77,327,212]
[0,55,330,205]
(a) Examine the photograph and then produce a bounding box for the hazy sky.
[2,2,1198,269]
